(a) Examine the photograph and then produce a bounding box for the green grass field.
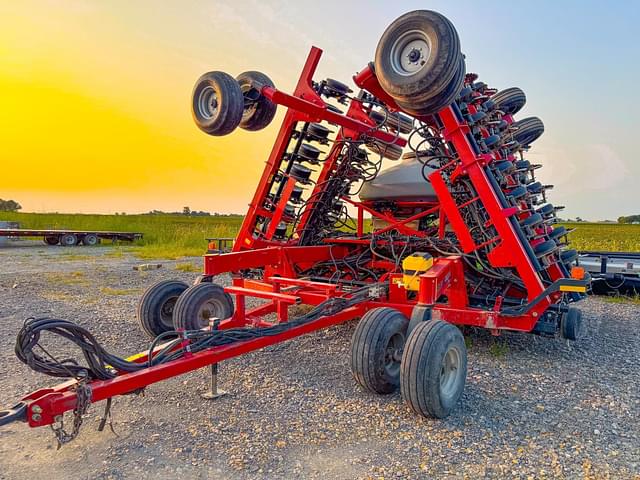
[0,212,242,259]
[561,222,640,252]
[1,213,638,259]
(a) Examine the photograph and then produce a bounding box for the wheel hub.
[390,30,431,76]
[198,86,218,119]
[439,346,462,398]
[384,332,404,377]
[197,299,221,327]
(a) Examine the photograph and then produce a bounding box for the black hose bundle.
[15,286,377,382]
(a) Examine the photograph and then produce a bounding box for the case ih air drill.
[0,10,587,443]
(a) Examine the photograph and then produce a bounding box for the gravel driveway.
[0,242,638,479]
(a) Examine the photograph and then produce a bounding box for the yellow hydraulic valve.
[402,252,434,291]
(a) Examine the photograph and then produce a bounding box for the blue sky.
[2,1,638,219]
[208,0,639,220]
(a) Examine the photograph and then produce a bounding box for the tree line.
[0,199,21,212]
[618,215,640,224]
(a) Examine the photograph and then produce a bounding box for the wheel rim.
[160,297,178,329]
[197,86,218,120]
[439,345,462,399]
[196,299,223,328]
[384,332,404,378]
[389,30,431,76]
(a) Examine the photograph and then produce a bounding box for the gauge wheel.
[374,10,463,114]
[491,87,526,115]
[192,71,244,136]
[560,307,582,341]
[236,71,277,131]
[512,117,545,147]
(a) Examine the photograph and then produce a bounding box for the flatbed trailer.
[0,228,143,246]
[578,251,640,293]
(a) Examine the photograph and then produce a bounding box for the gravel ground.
[0,241,638,479]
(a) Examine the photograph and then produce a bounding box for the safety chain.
[50,378,92,449]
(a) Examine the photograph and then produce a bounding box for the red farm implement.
[0,10,587,443]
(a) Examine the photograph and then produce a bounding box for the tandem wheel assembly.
[137,279,233,337]
[192,70,278,136]
[350,307,467,418]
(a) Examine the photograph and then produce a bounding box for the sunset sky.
[1,1,638,219]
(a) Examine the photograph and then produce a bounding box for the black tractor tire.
[173,282,234,331]
[561,307,582,341]
[491,87,526,115]
[351,307,409,394]
[59,233,78,247]
[82,233,99,246]
[512,117,545,147]
[375,10,462,113]
[44,235,59,246]
[236,71,277,131]
[401,320,467,418]
[137,280,189,338]
[192,71,244,136]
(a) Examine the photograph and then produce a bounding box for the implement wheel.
[173,283,234,331]
[401,320,467,418]
[192,71,244,136]
[561,307,582,341]
[374,10,464,115]
[351,307,409,394]
[512,117,545,147]
[137,280,189,338]
[491,87,526,115]
[236,71,277,131]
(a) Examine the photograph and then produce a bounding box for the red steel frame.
[5,46,578,429]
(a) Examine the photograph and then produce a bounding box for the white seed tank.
[359,153,437,202]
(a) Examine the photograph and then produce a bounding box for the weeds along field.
[562,222,640,252]
[1,213,638,258]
